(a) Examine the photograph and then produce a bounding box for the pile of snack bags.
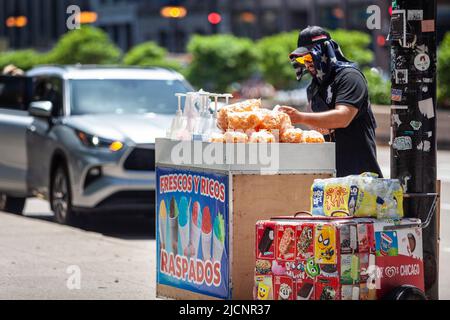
[213,98,325,144]
[310,173,404,219]
[166,91,325,144]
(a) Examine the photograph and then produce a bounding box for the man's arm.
[279,104,358,129]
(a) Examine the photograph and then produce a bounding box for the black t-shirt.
[307,68,383,177]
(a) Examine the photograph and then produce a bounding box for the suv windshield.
[70,79,190,115]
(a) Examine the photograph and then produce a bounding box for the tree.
[362,68,391,105]
[123,41,182,72]
[47,26,121,65]
[329,29,374,67]
[185,34,259,92]
[256,31,299,89]
[0,50,44,71]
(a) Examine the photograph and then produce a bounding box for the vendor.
[279,26,383,178]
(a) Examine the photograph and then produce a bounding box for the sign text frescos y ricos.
[156,167,229,299]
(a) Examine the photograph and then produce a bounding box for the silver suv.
[0,66,191,224]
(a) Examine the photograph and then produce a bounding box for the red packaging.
[357,222,375,253]
[256,221,276,260]
[315,277,340,300]
[276,224,296,261]
[296,224,315,260]
[296,278,315,300]
[273,276,295,300]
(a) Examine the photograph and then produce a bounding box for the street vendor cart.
[155,138,335,299]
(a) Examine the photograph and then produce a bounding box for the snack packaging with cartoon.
[310,173,404,219]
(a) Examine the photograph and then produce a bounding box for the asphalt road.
[0,146,449,299]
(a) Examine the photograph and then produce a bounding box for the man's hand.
[314,127,332,135]
[278,106,303,124]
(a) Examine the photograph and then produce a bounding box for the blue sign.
[156,166,229,299]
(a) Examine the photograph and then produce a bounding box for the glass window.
[32,77,64,116]
[0,75,31,110]
[69,79,191,115]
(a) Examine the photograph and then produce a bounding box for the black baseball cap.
[290,26,331,57]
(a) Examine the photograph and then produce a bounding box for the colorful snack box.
[296,279,314,300]
[254,216,424,300]
[314,224,337,264]
[256,221,276,259]
[339,223,358,254]
[273,276,295,300]
[254,275,273,300]
[276,223,296,261]
[315,277,340,300]
[296,224,314,260]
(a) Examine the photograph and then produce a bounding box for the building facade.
[1,0,450,70]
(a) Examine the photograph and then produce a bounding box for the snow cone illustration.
[168,196,179,255]
[212,212,225,263]
[201,206,212,261]
[178,196,190,256]
[185,201,202,257]
[158,199,167,250]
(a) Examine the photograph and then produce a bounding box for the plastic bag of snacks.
[249,130,276,143]
[223,131,249,143]
[303,130,326,143]
[281,128,304,143]
[310,173,404,219]
[258,109,292,132]
[217,99,261,131]
[227,111,263,131]
[209,132,225,143]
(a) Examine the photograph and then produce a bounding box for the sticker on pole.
[414,53,430,71]
[393,136,412,151]
[156,167,230,299]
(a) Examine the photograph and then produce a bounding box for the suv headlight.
[75,130,124,152]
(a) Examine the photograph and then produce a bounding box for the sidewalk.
[373,105,450,149]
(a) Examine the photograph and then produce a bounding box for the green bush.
[123,41,182,72]
[256,31,299,89]
[0,49,45,71]
[330,29,374,67]
[185,34,259,92]
[438,32,450,108]
[363,68,391,105]
[46,26,121,65]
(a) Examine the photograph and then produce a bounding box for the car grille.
[123,148,155,171]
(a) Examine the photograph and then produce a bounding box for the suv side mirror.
[29,101,53,118]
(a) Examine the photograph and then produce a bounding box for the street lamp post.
[390,0,438,299]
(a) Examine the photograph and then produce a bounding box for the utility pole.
[390,0,438,299]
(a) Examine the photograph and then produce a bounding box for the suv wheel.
[0,193,26,215]
[51,166,80,226]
